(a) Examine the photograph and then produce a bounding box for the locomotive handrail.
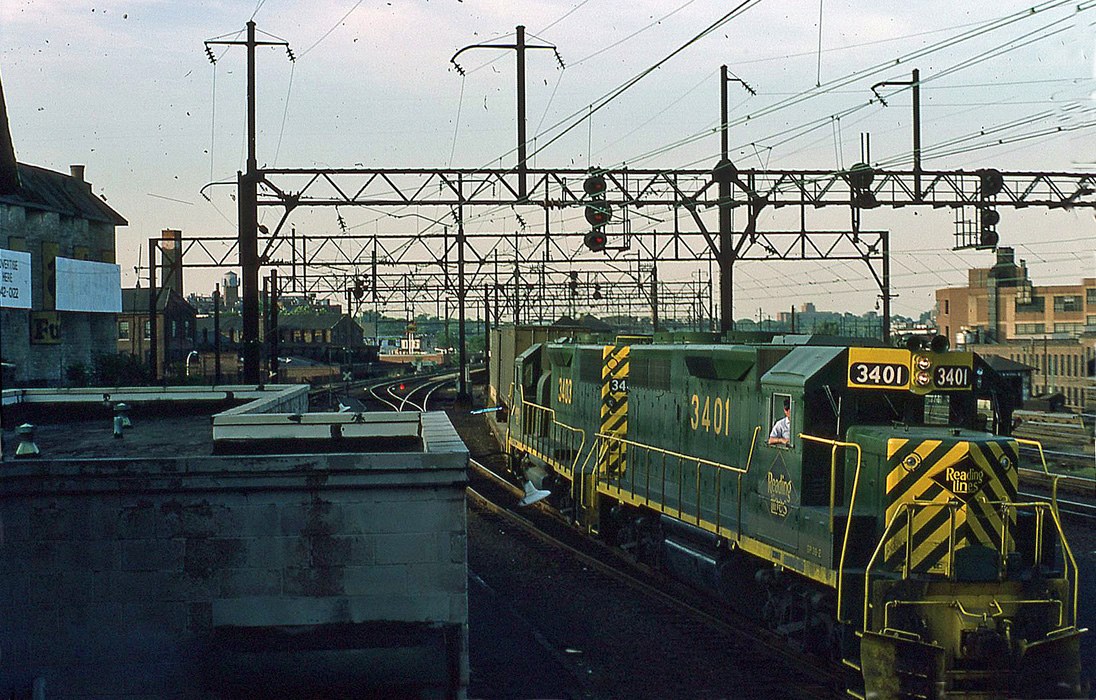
[594,433,749,475]
[796,434,863,535]
[1012,437,1062,518]
[882,597,1066,632]
[798,433,862,625]
[514,396,587,479]
[593,431,756,539]
[1004,500,1081,626]
[862,499,1080,632]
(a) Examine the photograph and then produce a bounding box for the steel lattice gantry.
[227,165,1094,384]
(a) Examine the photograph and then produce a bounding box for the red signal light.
[584,231,607,252]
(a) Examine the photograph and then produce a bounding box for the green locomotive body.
[505,334,1085,699]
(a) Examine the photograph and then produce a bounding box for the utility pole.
[871,69,922,200]
[148,239,158,382]
[213,283,222,384]
[456,191,468,402]
[269,269,279,381]
[716,66,756,333]
[450,26,562,200]
[205,22,292,384]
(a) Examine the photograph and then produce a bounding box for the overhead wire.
[302,2,1089,311]
[569,0,705,67]
[621,1,1087,171]
[298,0,366,59]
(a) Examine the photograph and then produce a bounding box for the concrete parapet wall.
[0,415,468,698]
[2,384,308,412]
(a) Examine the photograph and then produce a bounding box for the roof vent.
[15,423,39,458]
[69,164,85,181]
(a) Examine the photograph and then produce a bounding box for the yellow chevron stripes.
[599,344,630,477]
[883,437,1015,575]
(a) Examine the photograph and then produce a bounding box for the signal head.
[584,231,607,252]
[585,203,612,227]
[583,174,607,196]
[978,168,1004,198]
[847,162,875,191]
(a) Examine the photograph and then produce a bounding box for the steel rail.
[466,457,841,698]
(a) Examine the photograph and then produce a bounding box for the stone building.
[0,79,127,386]
[935,247,1095,411]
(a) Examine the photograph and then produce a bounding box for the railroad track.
[365,373,457,412]
[1016,490,1096,524]
[1017,465,1096,524]
[1018,445,1094,475]
[466,456,842,699]
[309,370,457,412]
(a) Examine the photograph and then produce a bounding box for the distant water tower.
[223,271,240,308]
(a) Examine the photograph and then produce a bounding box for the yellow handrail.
[863,503,913,629]
[798,433,862,625]
[1013,436,1062,518]
[593,429,759,538]
[595,433,749,475]
[862,499,1080,632]
[797,434,863,535]
[514,397,586,478]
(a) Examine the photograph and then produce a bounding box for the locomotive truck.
[500,332,1086,699]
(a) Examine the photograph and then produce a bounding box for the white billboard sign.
[0,248,32,309]
[55,257,122,313]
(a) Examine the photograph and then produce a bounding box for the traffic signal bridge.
[225,163,1094,384]
[252,164,1094,316]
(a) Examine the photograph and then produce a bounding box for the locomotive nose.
[880,433,1019,579]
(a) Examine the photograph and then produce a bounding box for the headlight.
[916,370,932,386]
[914,355,932,371]
[903,453,922,472]
[998,454,1013,471]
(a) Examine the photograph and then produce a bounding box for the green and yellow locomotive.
[503,333,1085,699]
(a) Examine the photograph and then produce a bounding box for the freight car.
[502,333,1086,699]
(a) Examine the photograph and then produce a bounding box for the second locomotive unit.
[501,332,1085,699]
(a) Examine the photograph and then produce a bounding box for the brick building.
[118,287,197,379]
[277,312,368,363]
[0,78,127,386]
[935,247,1095,411]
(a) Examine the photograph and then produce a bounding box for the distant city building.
[0,80,127,386]
[222,271,239,309]
[934,247,1094,412]
[118,287,197,379]
[276,312,369,363]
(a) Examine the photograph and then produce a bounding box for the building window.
[1016,296,1044,313]
[944,300,950,314]
[143,321,151,339]
[118,321,130,340]
[171,320,178,338]
[1015,323,1045,335]
[1053,295,1080,313]
[1053,322,1083,336]
[1086,315,1096,328]
[1087,287,1096,305]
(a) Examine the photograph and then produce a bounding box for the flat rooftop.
[0,385,460,460]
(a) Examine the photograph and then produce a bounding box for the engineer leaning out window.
[768,396,791,447]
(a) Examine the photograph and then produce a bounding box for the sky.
[2,0,1094,323]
